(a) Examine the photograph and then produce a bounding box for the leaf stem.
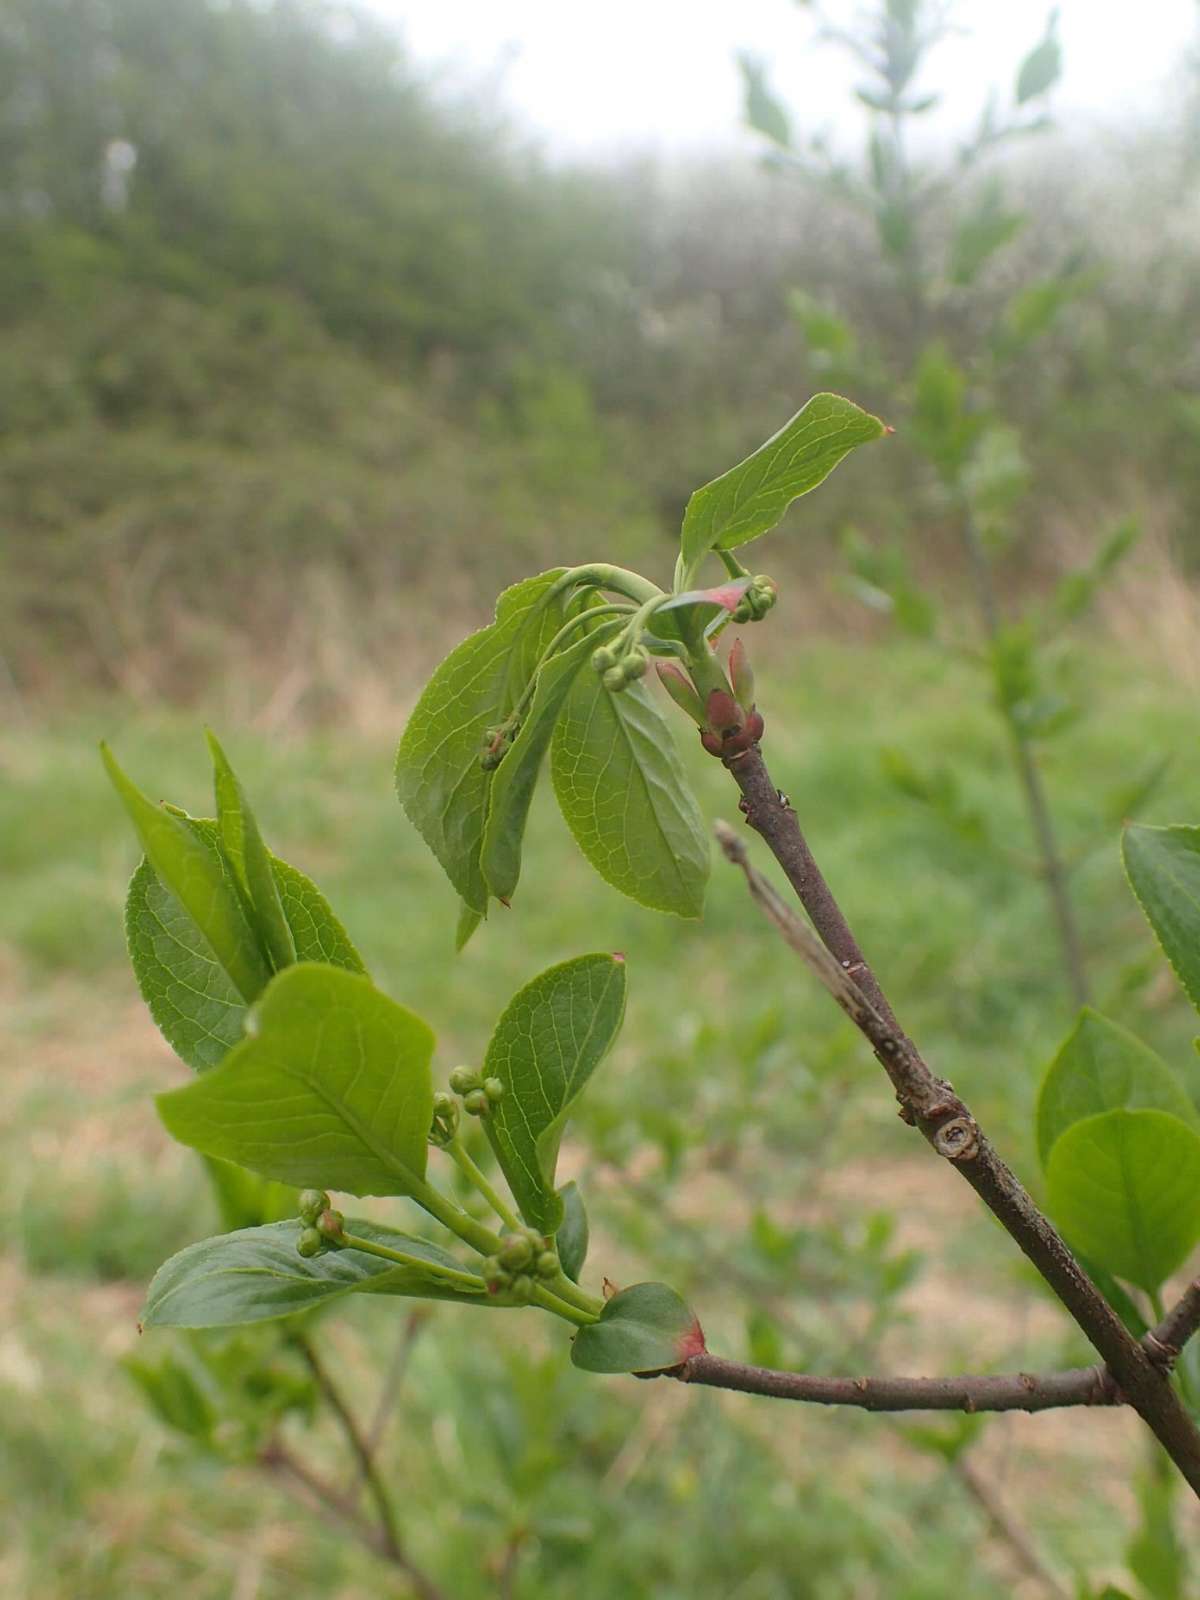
[530,1284,597,1326]
[548,563,665,609]
[445,1138,523,1232]
[338,1232,487,1294]
[405,1176,503,1257]
[545,1271,604,1319]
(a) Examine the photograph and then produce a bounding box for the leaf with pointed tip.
[1036,1008,1197,1168]
[644,579,752,648]
[395,570,568,915]
[207,733,296,972]
[143,1219,487,1328]
[678,394,886,581]
[456,901,483,953]
[483,955,626,1232]
[158,963,434,1197]
[1044,1108,1200,1292]
[739,53,791,149]
[556,1181,589,1283]
[1123,824,1200,1015]
[551,674,709,918]
[126,818,365,1072]
[104,744,270,1003]
[571,1282,704,1374]
[1015,16,1061,104]
[481,626,608,905]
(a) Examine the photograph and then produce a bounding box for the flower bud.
[622,647,649,682]
[704,689,742,737]
[509,1273,535,1305]
[298,1189,330,1225]
[463,1088,489,1117]
[483,1077,505,1104]
[591,644,618,673]
[499,1233,534,1270]
[449,1065,479,1095]
[482,1255,508,1293]
[297,1227,323,1258]
[536,1250,560,1280]
[316,1208,345,1242]
[602,665,627,693]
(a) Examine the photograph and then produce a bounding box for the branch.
[715,742,1200,1497]
[1148,1278,1200,1370]
[664,1353,1115,1413]
[293,1333,445,1600]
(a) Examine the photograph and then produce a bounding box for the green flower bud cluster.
[447,1065,505,1119]
[593,641,650,694]
[296,1190,346,1258]
[731,574,778,624]
[481,1228,561,1300]
[428,1090,460,1148]
[479,715,520,771]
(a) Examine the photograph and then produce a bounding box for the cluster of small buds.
[479,716,519,771]
[592,641,649,694]
[296,1189,346,1258]
[731,574,777,624]
[447,1065,505,1119]
[481,1228,561,1301]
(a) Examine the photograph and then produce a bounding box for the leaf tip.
[612,951,626,964]
[676,1316,707,1362]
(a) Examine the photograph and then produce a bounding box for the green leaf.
[1036,1008,1197,1168]
[456,901,483,953]
[1123,824,1200,1014]
[570,1282,704,1374]
[394,569,568,915]
[1044,1108,1200,1292]
[556,1180,589,1283]
[948,184,1025,288]
[483,954,626,1232]
[911,342,983,482]
[551,674,709,918]
[738,53,791,149]
[158,963,434,1197]
[678,394,886,580]
[124,1352,216,1440]
[1053,519,1139,622]
[126,818,364,1072]
[203,1156,298,1232]
[480,627,600,905]
[142,1219,486,1328]
[1015,12,1061,104]
[206,732,296,972]
[103,744,270,1003]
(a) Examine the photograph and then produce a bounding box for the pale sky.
[367,0,1198,157]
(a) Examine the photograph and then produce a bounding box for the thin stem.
[530,1283,597,1326]
[547,563,664,610]
[362,1310,429,1470]
[545,1271,604,1319]
[960,506,1090,1008]
[716,752,1200,1496]
[338,1231,487,1294]
[952,1453,1072,1600]
[291,1334,445,1600]
[406,1175,503,1257]
[665,1353,1115,1413]
[445,1137,523,1232]
[1149,1279,1200,1368]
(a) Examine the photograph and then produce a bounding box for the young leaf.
[1036,1008,1198,1168]
[1044,1108,1200,1292]
[103,744,270,1003]
[142,1219,487,1328]
[124,1352,216,1441]
[738,53,791,149]
[483,954,626,1232]
[158,963,435,1197]
[1015,11,1061,105]
[206,732,296,972]
[480,627,600,905]
[551,675,709,918]
[126,818,365,1072]
[556,1180,589,1283]
[395,569,568,915]
[678,394,886,581]
[1123,824,1200,1013]
[570,1282,704,1374]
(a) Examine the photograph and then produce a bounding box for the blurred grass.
[3,634,1200,1595]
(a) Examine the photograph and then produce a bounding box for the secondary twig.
[362,1309,430,1471]
[714,741,1200,1496]
[953,1452,1072,1600]
[668,1354,1115,1413]
[1148,1279,1200,1370]
[293,1333,445,1600]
